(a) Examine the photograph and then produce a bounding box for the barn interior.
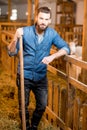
[0,0,87,130]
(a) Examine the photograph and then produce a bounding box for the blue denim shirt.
[9,25,70,81]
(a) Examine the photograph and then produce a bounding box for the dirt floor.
[0,63,59,130]
[0,63,20,130]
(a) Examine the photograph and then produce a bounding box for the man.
[7,6,70,130]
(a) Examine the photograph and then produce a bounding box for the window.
[10,9,17,20]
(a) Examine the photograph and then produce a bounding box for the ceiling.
[0,0,83,6]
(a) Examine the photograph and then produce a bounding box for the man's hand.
[14,28,23,41]
[41,55,55,65]
[41,49,68,65]
[7,28,23,53]
[16,28,23,38]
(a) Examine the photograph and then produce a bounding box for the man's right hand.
[16,28,23,37]
[7,28,23,53]
[14,27,23,40]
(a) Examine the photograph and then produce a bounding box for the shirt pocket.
[41,42,51,51]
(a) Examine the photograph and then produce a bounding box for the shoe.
[26,126,30,130]
[30,126,37,130]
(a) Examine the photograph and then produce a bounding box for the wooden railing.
[1,29,87,130]
[45,53,87,130]
[55,24,83,45]
[0,22,29,67]
[0,22,28,31]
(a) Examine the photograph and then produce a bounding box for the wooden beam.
[27,0,32,25]
[0,25,2,63]
[8,0,11,22]
[82,0,87,61]
[82,0,87,84]
[73,98,80,130]
[82,104,87,130]
[34,0,39,23]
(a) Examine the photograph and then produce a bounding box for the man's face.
[36,12,51,31]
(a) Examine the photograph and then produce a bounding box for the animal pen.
[0,23,87,130]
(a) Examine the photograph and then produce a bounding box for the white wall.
[16,4,28,20]
[0,5,8,15]
[76,1,84,24]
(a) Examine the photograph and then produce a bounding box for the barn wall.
[76,1,84,24]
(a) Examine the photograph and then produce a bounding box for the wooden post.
[0,25,2,63]
[53,84,59,116]
[82,0,87,61]
[82,104,87,130]
[60,87,67,122]
[65,61,75,129]
[8,0,11,22]
[27,0,32,25]
[19,36,26,130]
[48,80,53,110]
[81,0,87,84]
[73,98,80,130]
[0,33,6,64]
[34,0,39,23]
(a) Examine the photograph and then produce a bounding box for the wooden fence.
[46,55,87,130]
[55,24,83,45]
[1,27,87,130]
[0,22,28,31]
[0,22,29,68]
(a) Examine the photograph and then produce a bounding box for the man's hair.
[37,6,52,18]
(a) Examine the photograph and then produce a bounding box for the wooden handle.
[19,36,26,130]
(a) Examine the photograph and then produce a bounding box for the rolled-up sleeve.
[7,41,19,56]
[53,31,70,54]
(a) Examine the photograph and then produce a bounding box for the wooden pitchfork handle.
[19,35,26,130]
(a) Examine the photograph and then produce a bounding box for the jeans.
[16,74,48,129]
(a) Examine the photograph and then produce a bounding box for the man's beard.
[37,24,47,31]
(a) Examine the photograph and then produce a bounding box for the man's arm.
[7,28,23,54]
[42,49,68,65]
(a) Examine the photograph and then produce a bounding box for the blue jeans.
[16,74,48,129]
